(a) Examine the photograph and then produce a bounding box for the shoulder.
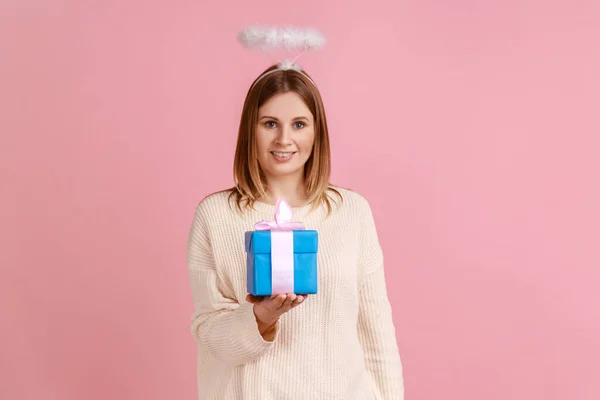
[194,188,236,220]
[329,185,374,215]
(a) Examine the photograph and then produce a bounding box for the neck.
[262,174,308,207]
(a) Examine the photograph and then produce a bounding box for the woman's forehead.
[259,92,312,120]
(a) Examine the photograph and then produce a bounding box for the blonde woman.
[187,63,404,399]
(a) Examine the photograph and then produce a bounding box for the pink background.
[2,1,599,399]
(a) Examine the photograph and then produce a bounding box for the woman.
[187,63,404,399]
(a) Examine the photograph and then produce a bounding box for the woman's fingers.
[280,294,296,311]
[274,294,287,308]
[247,293,307,312]
[291,295,305,307]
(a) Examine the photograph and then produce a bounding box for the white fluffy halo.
[237,25,326,52]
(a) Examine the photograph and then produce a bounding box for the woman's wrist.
[253,305,279,338]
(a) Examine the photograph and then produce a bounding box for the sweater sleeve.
[186,203,280,366]
[357,199,405,399]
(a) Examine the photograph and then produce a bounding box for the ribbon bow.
[254,199,305,231]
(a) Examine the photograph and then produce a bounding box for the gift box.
[245,199,318,296]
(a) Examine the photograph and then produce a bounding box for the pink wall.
[2,1,599,399]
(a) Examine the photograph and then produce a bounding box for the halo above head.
[238,25,326,53]
[237,24,325,87]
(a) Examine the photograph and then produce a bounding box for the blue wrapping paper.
[245,230,318,296]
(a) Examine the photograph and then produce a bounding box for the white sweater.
[186,187,404,399]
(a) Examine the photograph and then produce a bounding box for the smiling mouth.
[271,151,296,161]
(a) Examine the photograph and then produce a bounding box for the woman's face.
[255,91,315,181]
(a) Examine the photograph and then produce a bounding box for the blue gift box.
[245,230,318,296]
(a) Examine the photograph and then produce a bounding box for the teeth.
[272,152,293,157]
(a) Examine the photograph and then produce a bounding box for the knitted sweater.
[186,187,404,399]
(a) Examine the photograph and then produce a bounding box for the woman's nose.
[275,127,292,146]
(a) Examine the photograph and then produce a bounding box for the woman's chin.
[265,164,303,177]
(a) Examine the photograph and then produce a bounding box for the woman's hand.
[246,294,307,338]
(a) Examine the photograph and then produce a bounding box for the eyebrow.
[258,115,311,122]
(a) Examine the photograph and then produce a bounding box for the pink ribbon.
[254,198,305,232]
[254,199,304,294]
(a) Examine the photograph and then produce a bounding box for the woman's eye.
[263,121,305,129]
